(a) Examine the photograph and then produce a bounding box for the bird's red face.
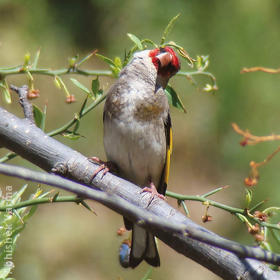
[149,47,180,78]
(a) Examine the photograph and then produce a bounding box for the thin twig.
[166,191,244,214]
[166,190,280,231]
[241,67,280,74]
[0,195,83,210]
[0,66,113,77]
[232,123,280,186]
[232,123,280,145]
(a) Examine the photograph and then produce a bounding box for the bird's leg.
[141,182,166,205]
[88,156,115,180]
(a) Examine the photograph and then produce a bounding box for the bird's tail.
[129,224,160,268]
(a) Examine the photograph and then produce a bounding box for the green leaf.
[114,56,122,69]
[0,81,11,104]
[95,54,116,68]
[23,52,31,67]
[32,48,41,69]
[165,85,186,113]
[91,77,100,96]
[11,184,28,204]
[127,33,143,50]
[32,104,44,129]
[0,264,13,279]
[91,77,104,99]
[41,105,47,132]
[0,184,38,277]
[195,55,209,71]
[96,54,121,77]
[70,78,92,97]
[62,132,81,140]
[141,38,158,48]
[2,87,11,104]
[96,54,121,78]
[160,14,181,45]
[245,189,252,208]
[68,55,78,68]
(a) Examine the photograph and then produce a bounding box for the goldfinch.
[103,47,180,268]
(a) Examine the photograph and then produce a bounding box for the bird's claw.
[141,182,166,206]
[88,156,110,181]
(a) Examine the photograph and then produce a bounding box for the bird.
[103,46,180,268]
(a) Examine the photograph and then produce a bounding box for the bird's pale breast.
[104,115,166,187]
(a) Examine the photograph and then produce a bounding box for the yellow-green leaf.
[165,85,186,113]
[32,104,45,129]
[95,54,115,67]
[32,48,41,69]
[127,33,143,50]
[62,132,81,140]
[91,77,100,96]
[70,78,93,98]
[24,52,31,66]
[0,81,11,104]
[245,189,252,208]
[114,56,123,69]
[160,14,181,45]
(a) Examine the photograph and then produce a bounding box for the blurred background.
[1,0,280,279]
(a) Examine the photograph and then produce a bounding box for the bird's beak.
[156,52,172,68]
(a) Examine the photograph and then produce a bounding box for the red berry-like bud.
[117,227,126,236]
[65,95,76,104]
[28,89,40,99]
[244,177,257,187]
[202,214,213,223]
[240,139,248,146]
[254,211,268,222]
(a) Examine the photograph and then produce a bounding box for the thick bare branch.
[0,107,279,279]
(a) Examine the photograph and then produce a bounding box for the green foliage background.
[1,1,280,279]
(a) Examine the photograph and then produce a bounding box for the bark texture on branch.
[10,85,35,123]
[0,107,279,280]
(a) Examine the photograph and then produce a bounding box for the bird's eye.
[159,48,167,54]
